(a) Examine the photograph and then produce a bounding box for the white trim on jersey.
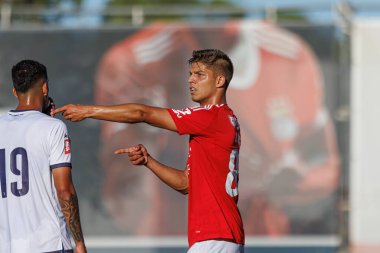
[192,104,225,111]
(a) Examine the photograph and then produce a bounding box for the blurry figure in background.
[95,21,340,236]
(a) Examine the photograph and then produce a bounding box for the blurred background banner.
[0,20,341,239]
[94,20,340,237]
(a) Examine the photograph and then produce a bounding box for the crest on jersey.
[64,134,71,154]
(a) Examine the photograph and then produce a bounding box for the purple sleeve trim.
[50,163,72,170]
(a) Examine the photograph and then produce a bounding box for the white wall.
[350,18,380,245]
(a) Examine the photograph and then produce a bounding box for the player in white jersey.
[0,60,87,253]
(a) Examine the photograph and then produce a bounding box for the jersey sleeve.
[48,121,72,169]
[167,107,215,136]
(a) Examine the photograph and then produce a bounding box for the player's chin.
[190,95,201,103]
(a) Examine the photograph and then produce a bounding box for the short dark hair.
[12,60,48,93]
[188,49,234,87]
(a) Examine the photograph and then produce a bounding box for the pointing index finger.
[114,146,139,155]
[52,105,67,115]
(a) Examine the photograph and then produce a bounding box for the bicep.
[144,106,177,132]
[52,167,74,193]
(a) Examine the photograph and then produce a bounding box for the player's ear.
[12,88,18,98]
[216,75,226,88]
[42,81,48,97]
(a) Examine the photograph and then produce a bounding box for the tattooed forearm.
[59,194,84,242]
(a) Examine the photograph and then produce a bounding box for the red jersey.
[168,104,245,247]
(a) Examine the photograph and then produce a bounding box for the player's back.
[0,110,72,253]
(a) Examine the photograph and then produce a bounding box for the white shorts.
[188,240,244,253]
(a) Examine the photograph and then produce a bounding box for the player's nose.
[188,75,195,85]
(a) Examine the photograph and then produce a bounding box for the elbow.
[139,110,148,123]
[178,187,188,195]
[56,188,75,201]
[176,175,188,195]
[128,107,147,124]
[128,104,148,123]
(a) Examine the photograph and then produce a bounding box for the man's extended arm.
[52,167,87,253]
[53,104,177,132]
[115,145,188,194]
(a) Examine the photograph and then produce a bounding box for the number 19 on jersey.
[0,148,29,198]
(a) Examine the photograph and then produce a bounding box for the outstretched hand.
[115,144,149,166]
[52,104,89,122]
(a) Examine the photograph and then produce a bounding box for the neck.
[16,93,43,112]
[199,94,227,107]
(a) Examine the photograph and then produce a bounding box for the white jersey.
[0,110,73,253]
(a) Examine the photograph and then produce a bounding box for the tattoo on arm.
[59,194,84,242]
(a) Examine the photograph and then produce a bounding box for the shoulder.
[38,113,65,124]
[170,105,219,119]
[36,115,68,133]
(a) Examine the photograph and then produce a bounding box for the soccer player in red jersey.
[53,49,245,252]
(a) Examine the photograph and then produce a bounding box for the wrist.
[75,240,86,246]
[86,105,96,118]
[145,154,152,167]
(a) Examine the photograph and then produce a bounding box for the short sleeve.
[48,121,72,169]
[167,107,215,136]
